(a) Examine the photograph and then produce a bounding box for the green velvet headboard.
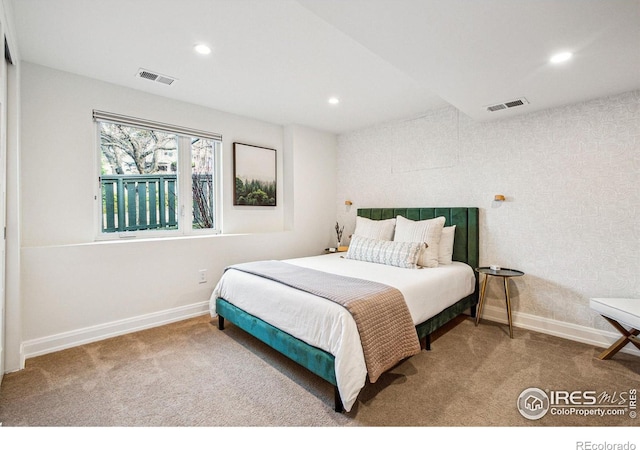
[357,207,479,270]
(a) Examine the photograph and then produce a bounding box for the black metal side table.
[475,267,525,338]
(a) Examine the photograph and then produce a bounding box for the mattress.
[210,252,476,412]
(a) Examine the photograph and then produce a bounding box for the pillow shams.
[393,215,446,268]
[353,216,396,241]
[438,225,456,265]
[346,235,424,269]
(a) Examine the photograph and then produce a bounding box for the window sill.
[23,230,294,250]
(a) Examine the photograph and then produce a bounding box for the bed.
[210,207,479,412]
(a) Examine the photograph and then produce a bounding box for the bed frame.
[216,207,479,412]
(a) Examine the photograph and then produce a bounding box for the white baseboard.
[22,301,210,362]
[480,304,640,357]
[18,301,639,369]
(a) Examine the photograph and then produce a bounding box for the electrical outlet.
[198,269,207,284]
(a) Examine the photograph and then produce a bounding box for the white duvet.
[210,253,475,412]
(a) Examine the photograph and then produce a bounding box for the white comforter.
[210,253,475,412]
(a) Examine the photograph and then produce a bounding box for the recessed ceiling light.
[194,44,211,55]
[328,97,340,105]
[550,51,572,64]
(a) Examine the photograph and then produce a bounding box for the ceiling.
[9,0,640,134]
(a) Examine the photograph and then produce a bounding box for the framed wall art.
[233,142,277,206]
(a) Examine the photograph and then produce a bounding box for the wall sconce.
[494,194,505,202]
[345,200,353,206]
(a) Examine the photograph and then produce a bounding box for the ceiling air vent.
[136,68,177,86]
[487,104,507,112]
[486,97,529,112]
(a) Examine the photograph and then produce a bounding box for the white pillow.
[393,215,446,268]
[353,216,396,241]
[346,235,424,269]
[438,225,456,265]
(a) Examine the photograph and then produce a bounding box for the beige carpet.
[1,314,639,427]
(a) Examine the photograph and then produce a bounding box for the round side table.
[475,267,525,338]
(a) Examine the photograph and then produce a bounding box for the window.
[93,110,221,238]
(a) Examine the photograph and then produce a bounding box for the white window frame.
[93,110,222,240]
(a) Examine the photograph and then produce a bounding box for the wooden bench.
[590,298,640,360]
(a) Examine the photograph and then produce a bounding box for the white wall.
[18,63,337,365]
[336,90,640,342]
[21,63,289,247]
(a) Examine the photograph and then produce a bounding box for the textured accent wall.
[336,90,640,332]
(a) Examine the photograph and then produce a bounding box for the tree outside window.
[98,119,219,236]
